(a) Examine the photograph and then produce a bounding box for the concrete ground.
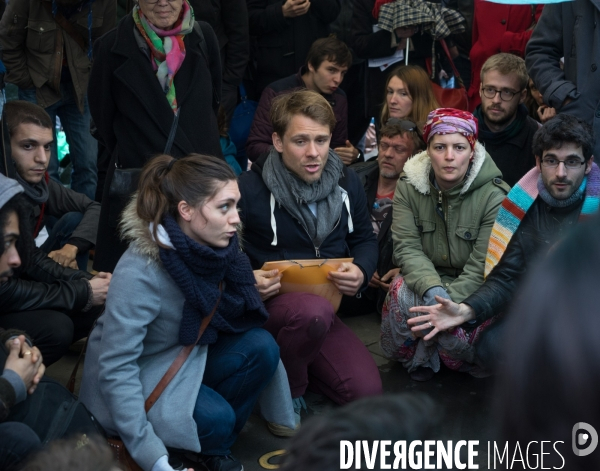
[46,311,496,471]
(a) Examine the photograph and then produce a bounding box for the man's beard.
[484,105,516,127]
[380,169,400,179]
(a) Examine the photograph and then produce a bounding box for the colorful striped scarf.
[133,1,194,113]
[485,163,600,277]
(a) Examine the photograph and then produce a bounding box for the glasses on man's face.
[385,118,422,138]
[481,86,521,102]
[142,0,179,5]
[541,157,586,169]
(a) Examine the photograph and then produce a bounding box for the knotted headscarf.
[422,108,479,150]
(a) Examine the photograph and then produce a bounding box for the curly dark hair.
[532,113,595,162]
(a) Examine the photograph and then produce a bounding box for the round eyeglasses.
[481,86,521,102]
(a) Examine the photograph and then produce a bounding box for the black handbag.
[7,377,105,444]
[108,108,180,199]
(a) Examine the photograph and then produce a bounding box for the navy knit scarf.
[158,215,268,346]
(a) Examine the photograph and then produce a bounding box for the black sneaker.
[197,454,244,471]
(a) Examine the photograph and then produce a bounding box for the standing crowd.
[1,0,600,469]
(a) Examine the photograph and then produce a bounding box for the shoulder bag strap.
[144,281,223,412]
[163,108,180,154]
[438,38,464,88]
[41,2,87,53]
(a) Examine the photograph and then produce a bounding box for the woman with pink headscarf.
[380,108,510,381]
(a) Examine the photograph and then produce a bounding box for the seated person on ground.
[0,173,45,471]
[380,108,510,382]
[80,155,292,471]
[409,114,599,372]
[246,37,360,165]
[349,118,425,315]
[4,101,101,271]
[473,54,540,187]
[0,143,109,366]
[238,90,382,424]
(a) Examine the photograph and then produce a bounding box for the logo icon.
[572,423,598,457]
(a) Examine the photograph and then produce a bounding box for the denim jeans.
[18,85,98,200]
[193,328,279,455]
[39,213,89,271]
[0,422,41,470]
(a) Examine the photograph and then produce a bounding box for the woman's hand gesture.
[407,298,476,341]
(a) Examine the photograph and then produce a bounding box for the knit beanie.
[0,173,24,211]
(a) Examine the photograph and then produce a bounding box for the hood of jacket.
[119,196,161,262]
[402,141,502,196]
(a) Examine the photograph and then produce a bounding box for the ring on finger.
[428,321,433,328]
[24,351,32,356]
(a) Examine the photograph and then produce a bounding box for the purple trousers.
[263,292,382,405]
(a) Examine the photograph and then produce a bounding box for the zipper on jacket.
[297,212,342,258]
[436,189,454,269]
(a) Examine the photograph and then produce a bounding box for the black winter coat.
[464,197,583,324]
[247,0,341,95]
[89,15,223,272]
[238,155,378,291]
[0,249,92,315]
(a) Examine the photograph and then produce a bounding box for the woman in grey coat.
[80,155,285,471]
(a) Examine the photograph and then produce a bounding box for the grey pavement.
[46,311,496,471]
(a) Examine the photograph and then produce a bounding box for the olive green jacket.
[391,142,510,303]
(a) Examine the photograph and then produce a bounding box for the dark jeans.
[0,422,41,470]
[40,213,89,271]
[193,328,279,455]
[0,306,103,367]
[264,292,382,405]
[18,85,98,200]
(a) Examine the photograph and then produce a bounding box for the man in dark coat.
[191,0,249,122]
[89,16,223,273]
[473,53,539,187]
[238,90,382,416]
[349,119,424,314]
[247,0,341,96]
[246,37,357,164]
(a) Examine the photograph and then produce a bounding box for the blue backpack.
[229,83,258,169]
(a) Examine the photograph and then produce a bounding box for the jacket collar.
[120,195,161,261]
[402,141,487,196]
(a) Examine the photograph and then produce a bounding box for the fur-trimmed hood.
[119,196,161,262]
[402,142,501,195]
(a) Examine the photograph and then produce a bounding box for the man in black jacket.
[5,101,100,271]
[238,90,381,432]
[0,173,45,469]
[408,114,598,370]
[473,53,540,187]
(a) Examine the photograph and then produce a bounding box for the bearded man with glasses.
[472,53,541,187]
[407,114,600,374]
